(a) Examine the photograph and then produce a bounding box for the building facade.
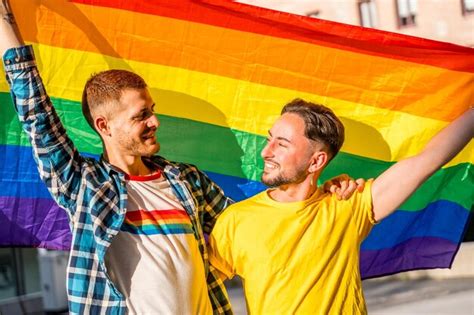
[237,0,474,47]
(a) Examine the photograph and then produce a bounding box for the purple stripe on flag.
[0,196,71,249]
[361,237,459,279]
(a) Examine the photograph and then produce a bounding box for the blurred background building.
[238,0,474,47]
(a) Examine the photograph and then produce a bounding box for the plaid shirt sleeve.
[194,169,234,314]
[196,169,234,235]
[3,45,82,214]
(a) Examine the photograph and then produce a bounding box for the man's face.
[108,88,160,157]
[261,113,315,187]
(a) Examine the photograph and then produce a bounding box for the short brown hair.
[81,70,147,131]
[282,98,345,161]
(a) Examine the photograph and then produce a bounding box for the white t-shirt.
[105,171,212,315]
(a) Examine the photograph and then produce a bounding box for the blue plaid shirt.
[3,45,233,315]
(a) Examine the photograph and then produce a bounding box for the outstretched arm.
[0,0,23,54]
[1,0,83,213]
[372,108,473,221]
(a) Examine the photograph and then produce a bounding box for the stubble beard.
[261,163,308,188]
[117,133,159,157]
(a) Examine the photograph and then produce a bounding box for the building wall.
[237,0,474,47]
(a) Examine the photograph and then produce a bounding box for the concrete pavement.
[226,277,474,314]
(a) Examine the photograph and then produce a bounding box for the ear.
[308,151,328,173]
[94,115,111,137]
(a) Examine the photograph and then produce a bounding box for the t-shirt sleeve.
[208,209,236,280]
[349,179,376,239]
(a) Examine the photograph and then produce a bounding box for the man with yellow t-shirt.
[209,99,473,314]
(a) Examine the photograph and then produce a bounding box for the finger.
[329,184,338,194]
[355,178,365,192]
[339,173,350,181]
[343,180,356,200]
[322,180,331,192]
[339,180,348,196]
[335,188,342,200]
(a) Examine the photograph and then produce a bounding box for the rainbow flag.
[0,0,472,279]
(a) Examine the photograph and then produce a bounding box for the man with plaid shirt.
[0,2,233,313]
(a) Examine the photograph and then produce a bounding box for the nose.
[261,141,274,159]
[147,114,160,130]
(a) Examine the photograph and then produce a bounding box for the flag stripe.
[69,0,474,71]
[360,237,459,279]
[0,196,71,249]
[1,144,472,211]
[362,200,470,249]
[11,2,473,122]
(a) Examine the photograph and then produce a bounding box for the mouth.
[142,133,156,141]
[263,160,279,171]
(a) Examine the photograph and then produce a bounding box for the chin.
[149,144,160,156]
[140,143,160,157]
[261,175,274,187]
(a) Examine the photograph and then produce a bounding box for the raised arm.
[0,0,22,53]
[1,1,83,212]
[372,108,473,221]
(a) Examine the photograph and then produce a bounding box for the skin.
[262,113,328,202]
[95,88,161,175]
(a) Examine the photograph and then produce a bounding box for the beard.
[261,162,308,188]
[116,130,160,157]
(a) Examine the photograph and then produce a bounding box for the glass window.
[359,0,378,28]
[462,0,474,14]
[0,248,41,301]
[0,249,16,300]
[396,0,417,27]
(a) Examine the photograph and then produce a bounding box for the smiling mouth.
[264,160,279,170]
[142,133,156,141]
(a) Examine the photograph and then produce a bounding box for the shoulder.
[324,179,375,224]
[219,192,265,217]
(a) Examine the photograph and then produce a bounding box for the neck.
[103,149,152,176]
[268,174,319,203]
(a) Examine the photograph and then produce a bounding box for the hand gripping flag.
[0,0,472,279]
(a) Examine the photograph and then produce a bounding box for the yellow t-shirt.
[209,181,375,315]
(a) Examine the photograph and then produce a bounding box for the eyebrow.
[268,131,291,143]
[132,103,156,119]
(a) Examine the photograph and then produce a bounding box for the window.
[306,9,321,18]
[396,0,417,27]
[358,0,378,28]
[462,0,474,14]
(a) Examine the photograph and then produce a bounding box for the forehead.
[118,88,153,110]
[270,113,306,139]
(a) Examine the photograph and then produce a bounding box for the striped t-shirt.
[105,171,212,314]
